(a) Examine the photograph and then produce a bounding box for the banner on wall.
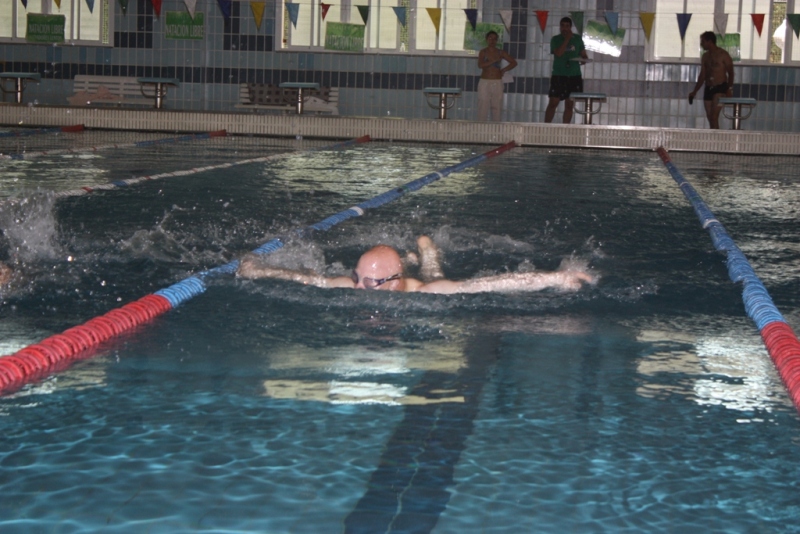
[26,14,65,43]
[584,19,625,57]
[324,22,365,52]
[463,22,504,51]
[165,11,205,39]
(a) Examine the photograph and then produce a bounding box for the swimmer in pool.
[0,262,11,287]
[237,236,597,294]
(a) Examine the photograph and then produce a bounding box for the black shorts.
[704,82,729,101]
[548,75,583,100]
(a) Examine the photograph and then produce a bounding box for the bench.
[718,97,757,130]
[68,75,153,107]
[569,92,607,125]
[0,72,41,104]
[423,87,461,119]
[236,83,339,115]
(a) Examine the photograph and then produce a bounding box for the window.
[648,0,798,64]
[0,0,112,46]
[280,0,480,55]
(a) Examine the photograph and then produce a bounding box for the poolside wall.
[0,0,799,132]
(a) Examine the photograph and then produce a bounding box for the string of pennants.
[24,0,800,40]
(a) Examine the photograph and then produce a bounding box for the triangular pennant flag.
[427,8,441,34]
[150,0,162,17]
[118,0,129,14]
[217,0,232,19]
[463,9,477,31]
[639,12,655,41]
[285,3,300,28]
[605,11,619,35]
[85,0,95,12]
[393,6,407,27]
[184,0,197,18]
[751,13,765,37]
[357,5,369,24]
[321,3,332,20]
[535,10,548,33]
[676,13,692,40]
[569,11,584,34]
[714,13,728,37]
[251,2,265,29]
[788,14,800,38]
[499,10,513,32]
[20,0,27,8]
[54,0,62,8]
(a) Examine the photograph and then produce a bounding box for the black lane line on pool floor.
[343,334,499,534]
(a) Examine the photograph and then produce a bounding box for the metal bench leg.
[438,94,448,119]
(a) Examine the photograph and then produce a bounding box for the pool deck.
[0,104,798,155]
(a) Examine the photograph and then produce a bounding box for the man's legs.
[709,94,723,129]
[563,99,576,124]
[544,97,561,123]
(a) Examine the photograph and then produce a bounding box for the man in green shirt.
[544,17,588,123]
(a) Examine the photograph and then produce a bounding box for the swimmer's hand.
[237,254,330,287]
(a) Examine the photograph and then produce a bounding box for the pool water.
[1,130,799,533]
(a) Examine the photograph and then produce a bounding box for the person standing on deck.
[544,17,588,124]
[688,31,734,129]
[476,31,517,121]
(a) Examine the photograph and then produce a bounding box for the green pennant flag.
[788,14,800,38]
[118,0,128,14]
[357,5,369,24]
[569,11,584,34]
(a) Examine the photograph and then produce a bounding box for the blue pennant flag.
[605,11,619,35]
[392,6,407,28]
[217,0,232,19]
[676,13,692,40]
[464,9,478,30]
[285,3,300,28]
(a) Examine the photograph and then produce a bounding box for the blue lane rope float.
[0,129,227,161]
[0,124,84,138]
[0,140,516,394]
[656,147,800,412]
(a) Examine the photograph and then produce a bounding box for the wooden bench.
[235,83,339,115]
[68,75,153,107]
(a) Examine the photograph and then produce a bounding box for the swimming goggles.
[351,271,402,289]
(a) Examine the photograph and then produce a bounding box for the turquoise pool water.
[0,130,799,532]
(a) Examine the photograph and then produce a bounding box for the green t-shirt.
[550,34,585,77]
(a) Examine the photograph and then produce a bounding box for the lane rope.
[0,125,84,138]
[0,129,228,161]
[0,140,516,395]
[656,146,800,412]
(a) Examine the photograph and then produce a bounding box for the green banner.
[324,22,365,52]
[26,14,65,43]
[464,22,504,51]
[165,11,205,40]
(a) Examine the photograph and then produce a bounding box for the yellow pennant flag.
[426,7,441,34]
[639,12,655,41]
[54,0,62,7]
[250,1,265,30]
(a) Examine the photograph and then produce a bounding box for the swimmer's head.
[0,262,11,286]
[352,245,405,291]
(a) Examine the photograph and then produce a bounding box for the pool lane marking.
[656,146,800,413]
[0,140,516,395]
[0,129,228,161]
[0,124,85,138]
[0,134,373,209]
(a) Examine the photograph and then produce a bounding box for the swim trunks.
[548,75,583,100]
[704,82,729,101]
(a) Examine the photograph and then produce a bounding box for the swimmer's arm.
[237,256,354,288]
[418,270,597,294]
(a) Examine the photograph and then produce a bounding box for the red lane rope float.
[0,293,173,395]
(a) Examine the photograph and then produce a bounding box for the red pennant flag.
[750,13,765,36]
[150,0,162,17]
[321,3,331,19]
[535,10,548,33]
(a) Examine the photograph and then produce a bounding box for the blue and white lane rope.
[154,141,517,308]
[657,147,800,412]
[0,129,227,161]
[0,124,85,138]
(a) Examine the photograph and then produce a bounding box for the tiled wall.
[1,0,799,131]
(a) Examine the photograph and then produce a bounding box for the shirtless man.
[688,31,734,129]
[476,31,517,121]
[237,236,596,294]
